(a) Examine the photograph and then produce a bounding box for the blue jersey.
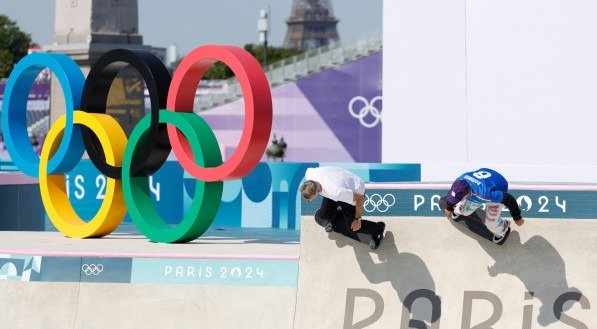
[457,168,509,204]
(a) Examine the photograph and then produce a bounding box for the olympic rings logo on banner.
[81,264,104,276]
[348,96,382,128]
[1,45,272,243]
[364,193,396,213]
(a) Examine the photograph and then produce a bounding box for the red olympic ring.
[167,45,272,181]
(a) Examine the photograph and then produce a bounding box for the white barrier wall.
[382,0,597,182]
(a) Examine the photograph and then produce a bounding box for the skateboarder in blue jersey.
[444,168,524,243]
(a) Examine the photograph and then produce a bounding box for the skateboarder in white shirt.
[300,166,386,250]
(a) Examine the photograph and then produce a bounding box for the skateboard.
[439,196,510,245]
[314,209,382,249]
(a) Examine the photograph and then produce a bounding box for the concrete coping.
[0,230,300,260]
[366,182,597,191]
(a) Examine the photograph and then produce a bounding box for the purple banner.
[295,52,382,162]
[200,52,383,163]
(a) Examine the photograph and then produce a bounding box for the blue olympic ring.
[1,53,86,177]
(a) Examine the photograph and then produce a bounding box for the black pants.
[314,196,383,241]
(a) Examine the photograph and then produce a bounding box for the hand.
[515,218,525,226]
[444,209,454,220]
[351,218,362,231]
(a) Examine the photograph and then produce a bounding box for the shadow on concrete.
[448,220,583,326]
[47,221,300,244]
[329,230,441,328]
[101,227,299,245]
[189,227,300,245]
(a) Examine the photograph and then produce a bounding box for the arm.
[444,202,455,219]
[444,190,471,220]
[502,192,524,226]
[351,193,364,231]
[354,193,364,219]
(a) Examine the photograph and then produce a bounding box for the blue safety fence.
[47,161,421,230]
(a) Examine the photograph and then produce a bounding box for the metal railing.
[194,31,382,111]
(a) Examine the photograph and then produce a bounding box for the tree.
[169,44,302,80]
[243,44,301,68]
[0,15,32,78]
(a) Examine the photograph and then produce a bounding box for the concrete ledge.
[0,229,300,329]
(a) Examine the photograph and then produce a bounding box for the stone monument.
[44,0,165,135]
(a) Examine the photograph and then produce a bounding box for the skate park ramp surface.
[0,218,595,328]
[0,228,299,329]
[294,216,596,329]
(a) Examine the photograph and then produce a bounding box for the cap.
[446,179,470,205]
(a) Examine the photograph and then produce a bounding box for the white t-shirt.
[305,167,365,205]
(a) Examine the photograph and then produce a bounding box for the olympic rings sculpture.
[2,45,272,243]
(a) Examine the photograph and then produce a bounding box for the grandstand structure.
[26,109,49,138]
[0,79,50,150]
[0,31,381,140]
[194,31,382,111]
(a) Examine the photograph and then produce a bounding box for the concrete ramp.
[294,216,596,328]
[1,281,297,329]
[0,219,594,328]
[0,230,299,329]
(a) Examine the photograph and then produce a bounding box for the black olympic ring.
[81,49,172,178]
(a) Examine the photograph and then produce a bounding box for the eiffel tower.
[283,0,340,51]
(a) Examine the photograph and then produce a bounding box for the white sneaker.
[497,218,510,234]
[492,233,506,244]
[492,219,510,244]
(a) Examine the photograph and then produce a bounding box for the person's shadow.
[449,220,583,326]
[329,231,441,328]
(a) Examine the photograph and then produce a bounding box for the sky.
[1,0,382,56]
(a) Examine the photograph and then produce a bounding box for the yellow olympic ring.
[40,111,128,238]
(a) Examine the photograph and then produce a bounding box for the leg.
[453,197,482,217]
[314,197,341,231]
[337,201,385,249]
[484,202,509,237]
[314,209,337,231]
[337,201,383,235]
